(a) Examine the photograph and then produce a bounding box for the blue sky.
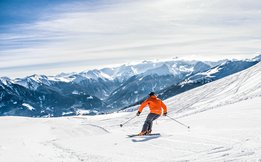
[1,0,261,78]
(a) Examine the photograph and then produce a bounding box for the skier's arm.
[138,100,149,113]
[161,101,167,114]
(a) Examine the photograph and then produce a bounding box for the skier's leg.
[148,114,160,132]
[141,113,155,132]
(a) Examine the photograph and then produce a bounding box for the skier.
[136,92,167,136]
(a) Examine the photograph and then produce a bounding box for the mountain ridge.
[0,55,260,117]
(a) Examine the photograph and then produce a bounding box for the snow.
[62,112,74,116]
[75,109,98,115]
[0,63,261,162]
[80,70,113,81]
[99,72,113,80]
[48,76,73,83]
[166,62,261,117]
[72,90,79,95]
[198,66,221,77]
[87,96,93,100]
[76,109,91,115]
[13,75,52,90]
[0,77,11,85]
[142,64,171,76]
[85,59,214,81]
[22,103,35,111]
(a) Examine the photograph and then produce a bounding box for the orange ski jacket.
[138,95,167,115]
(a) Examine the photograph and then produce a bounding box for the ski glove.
[136,111,141,116]
[163,112,167,116]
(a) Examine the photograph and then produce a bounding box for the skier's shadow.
[131,135,160,142]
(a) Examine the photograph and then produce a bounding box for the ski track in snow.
[80,123,110,133]
[0,63,261,162]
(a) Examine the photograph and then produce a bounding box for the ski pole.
[166,115,190,129]
[120,116,136,127]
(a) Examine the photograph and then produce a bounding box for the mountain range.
[0,55,260,117]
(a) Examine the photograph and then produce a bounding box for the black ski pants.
[141,113,160,132]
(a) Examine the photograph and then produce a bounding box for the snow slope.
[0,63,260,162]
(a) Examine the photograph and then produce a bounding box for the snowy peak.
[13,74,52,90]
[142,64,171,76]
[252,54,261,62]
[100,60,215,81]
[0,77,12,85]
[77,65,137,82]
[180,59,258,85]
[79,69,113,81]
[193,61,211,74]
[110,65,137,81]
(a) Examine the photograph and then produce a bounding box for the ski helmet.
[149,92,155,96]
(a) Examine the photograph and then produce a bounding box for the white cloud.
[0,0,261,78]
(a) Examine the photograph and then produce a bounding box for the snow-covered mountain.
[181,60,258,84]
[0,59,212,116]
[105,61,212,109]
[252,54,261,61]
[0,55,260,117]
[0,62,260,162]
[157,59,259,100]
[167,61,261,117]
[13,74,53,90]
[0,74,107,117]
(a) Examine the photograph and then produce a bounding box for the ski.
[127,133,161,138]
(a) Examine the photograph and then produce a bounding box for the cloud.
[0,0,261,78]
